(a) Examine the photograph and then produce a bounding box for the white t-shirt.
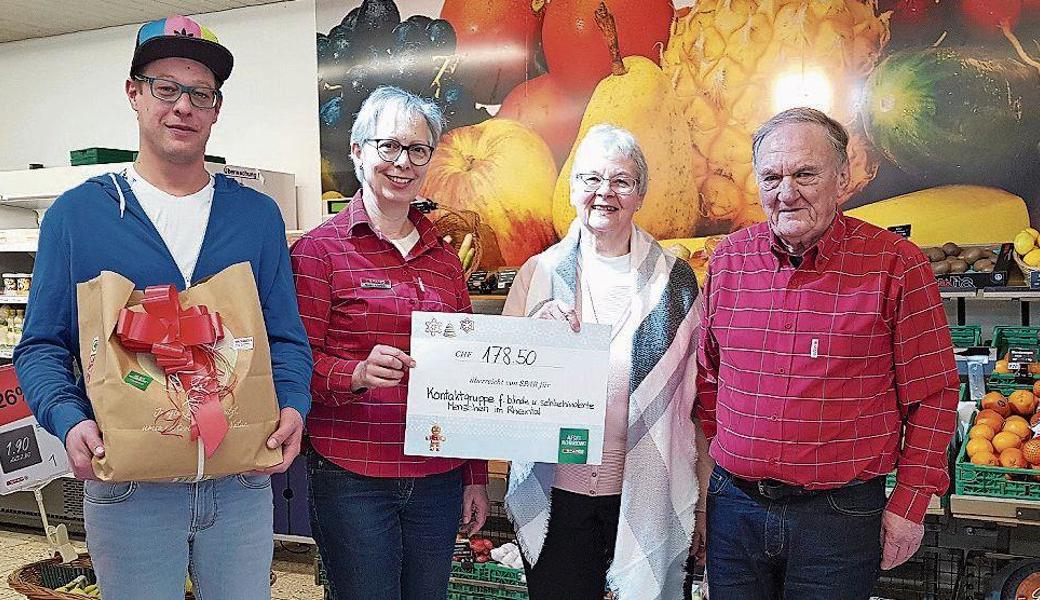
[389,227,420,258]
[126,166,213,286]
[579,248,633,326]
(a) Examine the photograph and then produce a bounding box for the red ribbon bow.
[115,286,229,458]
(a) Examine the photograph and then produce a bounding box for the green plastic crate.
[70,148,225,166]
[989,326,1040,381]
[70,147,137,165]
[984,379,1035,399]
[451,562,525,587]
[949,324,982,348]
[955,412,1040,501]
[448,579,528,600]
[991,326,1040,357]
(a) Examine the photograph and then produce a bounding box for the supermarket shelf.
[940,289,1040,300]
[981,287,1040,300]
[0,296,27,304]
[273,533,315,545]
[0,195,54,210]
[0,242,36,253]
[949,494,1040,526]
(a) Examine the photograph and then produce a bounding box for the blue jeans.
[307,451,464,600]
[705,466,884,600]
[83,475,274,600]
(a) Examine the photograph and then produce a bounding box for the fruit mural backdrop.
[317,0,1040,279]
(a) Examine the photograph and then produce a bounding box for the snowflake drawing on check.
[460,318,475,334]
[425,318,443,336]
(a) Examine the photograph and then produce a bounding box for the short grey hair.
[350,86,446,180]
[751,107,849,169]
[570,124,650,196]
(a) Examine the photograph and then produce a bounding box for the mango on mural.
[317,0,1040,275]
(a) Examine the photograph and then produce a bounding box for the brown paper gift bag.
[76,262,282,481]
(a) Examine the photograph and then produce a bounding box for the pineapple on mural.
[662,0,891,234]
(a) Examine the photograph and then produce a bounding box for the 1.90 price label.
[0,425,42,474]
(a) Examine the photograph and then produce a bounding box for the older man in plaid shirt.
[695,107,959,600]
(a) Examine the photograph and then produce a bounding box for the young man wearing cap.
[14,15,312,599]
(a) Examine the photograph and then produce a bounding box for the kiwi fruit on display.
[959,247,983,264]
[922,241,999,276]
[973,259,995,272]
[924,247,946,262]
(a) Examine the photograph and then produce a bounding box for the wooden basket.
[8,554,276,599]
[7,554,195,600]
[1013,251,1040,280]
[431,207,483,278]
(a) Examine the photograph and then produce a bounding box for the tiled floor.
[0,528,324,599]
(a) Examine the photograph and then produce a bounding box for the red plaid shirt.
[695,213,958,523]
[291,194,486,485]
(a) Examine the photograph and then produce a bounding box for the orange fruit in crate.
[994,360,1011,374]
[1000,447,1028,468]
[971,451,1000,466]
[1031,412,1040,427]
[1034,380,1040,396]
[1030,363,1040,375]
[993,431,1023,452]
[1004,419,1034,441]
[1023,439,1040,465]
[1009,390,1039,416]
[969,423,997,441]
[975,410,1005,432]
[982,392,1012,418]
[967,438,995,457]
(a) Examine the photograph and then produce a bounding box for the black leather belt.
[730,473,873,502]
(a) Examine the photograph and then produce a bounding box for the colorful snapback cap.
[130,15,234,84]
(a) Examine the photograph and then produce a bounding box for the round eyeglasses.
[365,139,435,167]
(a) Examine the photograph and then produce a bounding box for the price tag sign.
[1008,348,1037,373]
[887,224,912,239]
[0,365,69,494]
[1030,270,1040,290]
[0,425,42,473]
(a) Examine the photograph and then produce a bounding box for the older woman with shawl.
[503,124,712,600]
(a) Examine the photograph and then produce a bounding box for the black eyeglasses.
[365,139,435,166]
[133,75,221,109]
[574,172,639,195]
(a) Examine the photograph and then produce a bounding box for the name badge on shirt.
[810,338,819,358]
[361,278,392,290]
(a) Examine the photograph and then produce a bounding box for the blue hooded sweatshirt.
[14,172,313,444]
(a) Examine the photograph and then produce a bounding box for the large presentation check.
[404,311,610,464]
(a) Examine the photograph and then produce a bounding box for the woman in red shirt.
[291,86,489,600]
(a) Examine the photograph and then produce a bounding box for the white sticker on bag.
[231,337,254,351]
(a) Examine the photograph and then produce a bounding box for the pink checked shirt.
[696,213,958,523]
